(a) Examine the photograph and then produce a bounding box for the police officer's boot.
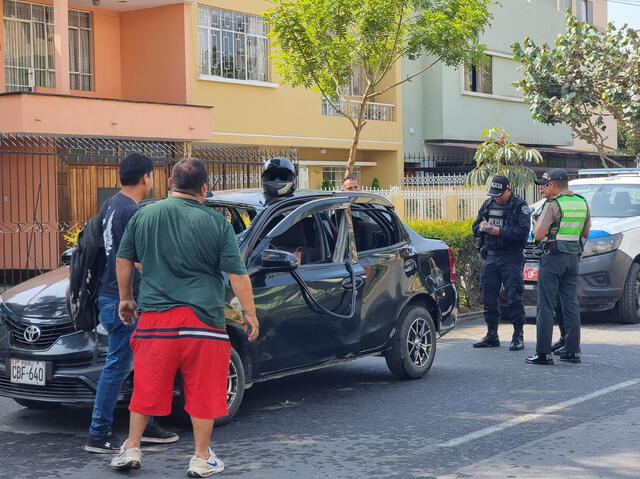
[473,328,500,348]
[509,324,524,351]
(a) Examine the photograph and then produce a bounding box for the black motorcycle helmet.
[262,157,297,197]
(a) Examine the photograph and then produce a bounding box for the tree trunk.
[345,97,368,179]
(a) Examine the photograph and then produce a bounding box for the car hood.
[1,267,70,319]
[589,216,640,235]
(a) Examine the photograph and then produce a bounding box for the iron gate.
[0,134,297,288]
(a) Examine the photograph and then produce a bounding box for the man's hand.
[243,311,259,342]
[119,299,138,325]
[487,226,500,236]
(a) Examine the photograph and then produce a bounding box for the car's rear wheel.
[13,398,61,409]
[615,262,640,324]
[385,306,436,379]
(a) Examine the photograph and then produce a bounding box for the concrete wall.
[404,0,576,152]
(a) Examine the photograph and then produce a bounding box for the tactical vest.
[547,194,588,254]
[485,200,511,250]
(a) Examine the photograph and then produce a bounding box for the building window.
[3,1,55,91]
[323,166,361,189]
[68,10,93,91]
[464,55,492,95]
[577,0,593,25]
[3,1,93,92]
[198,5,268,82]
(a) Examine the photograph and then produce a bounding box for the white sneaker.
[110,440,142,470]
[187,448,225,477]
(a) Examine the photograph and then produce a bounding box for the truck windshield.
[571,184,640,217]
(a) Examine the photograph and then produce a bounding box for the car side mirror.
[260,249,299,272]
[61,248,74,266]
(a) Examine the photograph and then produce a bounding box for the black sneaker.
[85,433,122,454]
[141,423,179,444]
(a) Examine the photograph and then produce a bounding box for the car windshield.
[571,183,640,218]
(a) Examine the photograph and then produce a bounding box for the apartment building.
[402,0,616,173]
[1,0,403,285]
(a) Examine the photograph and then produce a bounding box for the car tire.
[385,306,436,379]
[615,262,640,324]
[13,398,60,409]
[214,347,246,426]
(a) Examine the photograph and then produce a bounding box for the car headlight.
[582,233,623,258]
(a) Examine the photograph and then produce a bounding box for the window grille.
[3,1,93,92]
[198,5,268,82]
[322,166,361,189]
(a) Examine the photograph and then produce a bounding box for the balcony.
[0,92,211,140]
[321,98,395,122]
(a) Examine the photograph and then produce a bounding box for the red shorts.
[129,306,231,419]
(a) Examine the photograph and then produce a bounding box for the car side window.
[351,206,402,253]
[267,213,336,265]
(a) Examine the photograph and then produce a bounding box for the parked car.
[0,190,457,423]
[523,169,640,324]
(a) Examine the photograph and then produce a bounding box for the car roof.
[204,189,393,209]
[571,175,640,186]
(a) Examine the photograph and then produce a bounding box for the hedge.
[405,219,481,308]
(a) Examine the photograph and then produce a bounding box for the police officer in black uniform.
[473,175,531,350]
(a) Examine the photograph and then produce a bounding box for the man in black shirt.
[472,175,531,351]
[85,153,178,453]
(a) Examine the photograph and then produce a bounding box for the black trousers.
[536,252,581,354]
[480,251,525,330]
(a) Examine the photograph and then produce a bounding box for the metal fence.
[0,134,296,288]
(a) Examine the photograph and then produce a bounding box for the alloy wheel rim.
[227,359,238,407]
[407,317,432,367]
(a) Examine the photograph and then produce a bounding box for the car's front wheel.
[615,262,640,324]
[385,306,436,379]
[215,347,245,425]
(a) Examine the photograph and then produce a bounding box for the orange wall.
[120,4,189,104]
[0,143,60,270]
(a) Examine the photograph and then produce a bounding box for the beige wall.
[572,0,607,31]
[188,1,403,185]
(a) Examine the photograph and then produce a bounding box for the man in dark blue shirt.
[85,153,178,453]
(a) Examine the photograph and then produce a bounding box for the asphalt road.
[0,313,638,479]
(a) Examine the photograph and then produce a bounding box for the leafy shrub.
[405,219,481,308]
[321,178,334,190]
[63,225,83,249]
[371,177,381,190]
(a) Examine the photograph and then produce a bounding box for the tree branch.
[372,55,443,97]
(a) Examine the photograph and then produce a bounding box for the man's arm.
[499,202,531,241]
[472,201,488,238]
[581,217,591,238]
[533,202,555,241]
[116,257,137,325]
[228,273,259,342]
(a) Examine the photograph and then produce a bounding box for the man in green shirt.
[111,159,259,477]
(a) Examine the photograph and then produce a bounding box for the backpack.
[66,213,106,331]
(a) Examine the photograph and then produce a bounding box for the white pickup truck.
[523,168,640,324]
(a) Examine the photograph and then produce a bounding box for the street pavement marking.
[436,378,640,449]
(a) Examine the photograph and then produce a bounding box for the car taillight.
[447,248,456,283]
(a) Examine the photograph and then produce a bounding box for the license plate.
[523,263,538,282]
[10,359,46,386]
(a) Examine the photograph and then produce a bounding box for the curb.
[458,310,482,320]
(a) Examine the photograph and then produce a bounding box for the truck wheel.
[615,262,640,324]
[385,306,436,379]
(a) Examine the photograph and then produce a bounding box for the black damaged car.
[0,190,457,423]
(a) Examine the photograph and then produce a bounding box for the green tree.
[465,128,542,189]
[512,14,640,168]
[370,177,381,190]
[265,0,493,178]
[321,177,334,190]
[618,123,640,157]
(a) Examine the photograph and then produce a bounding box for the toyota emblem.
[23,325,41,343]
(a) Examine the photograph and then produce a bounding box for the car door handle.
[342,276,364,290]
